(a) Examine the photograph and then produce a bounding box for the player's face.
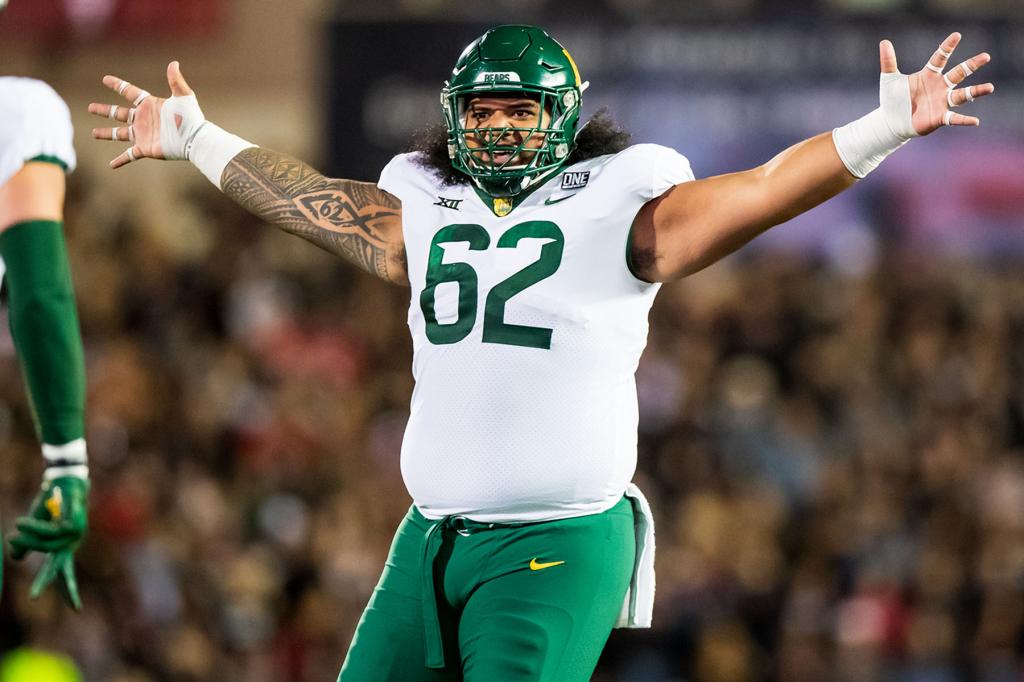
[463,95,551,168]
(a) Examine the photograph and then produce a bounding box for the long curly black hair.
[408,109,631,187]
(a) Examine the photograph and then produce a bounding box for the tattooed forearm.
[221,148,408,285]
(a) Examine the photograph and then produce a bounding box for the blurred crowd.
[337,0,1024,20]
[1,164,1023,682]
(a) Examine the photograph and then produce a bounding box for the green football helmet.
[442,25,587,198]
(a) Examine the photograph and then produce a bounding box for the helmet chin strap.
[473,160,564,199]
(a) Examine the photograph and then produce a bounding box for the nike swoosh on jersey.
[529,558,566,571]
[544,194,577,205]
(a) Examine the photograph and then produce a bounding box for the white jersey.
[0,77,76,284]
[0,77,76,187]
[379,144,694,522]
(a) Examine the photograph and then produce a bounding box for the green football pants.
[338,496,635,681]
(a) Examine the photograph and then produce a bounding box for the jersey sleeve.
[0,79,77,188]
[633,143,695,200]
[377,152,423,201]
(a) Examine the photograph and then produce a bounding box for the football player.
[0,48,90,610]
[89,25,994,680]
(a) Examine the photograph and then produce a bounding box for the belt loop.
[421,518,447,669]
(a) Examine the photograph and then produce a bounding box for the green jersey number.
[420,221,564,349]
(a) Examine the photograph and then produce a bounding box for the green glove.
[8,476,89,610]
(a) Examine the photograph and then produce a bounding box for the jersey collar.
[468,164,564,217]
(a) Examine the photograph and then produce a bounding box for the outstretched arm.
[631,33,995,282]
[89,62,407,286]
[221,149,406,285]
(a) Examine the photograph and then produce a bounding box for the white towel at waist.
[615,482,656,628]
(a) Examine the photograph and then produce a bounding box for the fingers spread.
[879,39,898,74]
[102,75,148,104]
[926,32,961,72]
[945,52,991,87]
[110,146,141,169]
[88,102,131,122]
[949,83,995,107]
[944,111,980,127]
[166,61,194,97]
[92,125,133,142]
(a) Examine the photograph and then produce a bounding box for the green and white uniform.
[0,77,89,611]
[340,144,693,681]
[0,77,77,284]
[0,77,87,455]
[382,143,693,523]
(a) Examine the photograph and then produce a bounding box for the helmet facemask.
[441,26,586,201]
[443,85,580,198]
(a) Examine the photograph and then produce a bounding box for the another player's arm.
[221,149,407,285]
[631,33,994,283]
[0,161,65,227]
[0,152,89,611]
[88,62,407,286]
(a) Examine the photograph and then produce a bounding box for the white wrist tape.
[187,122,255,188]
[157,92,254,188]
[43,465,90,481]
[42,438,89,481]
[832,71,916,178]
[159,93,206,160]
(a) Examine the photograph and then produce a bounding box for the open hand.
[884,32,994,136]
[89,61,203,169]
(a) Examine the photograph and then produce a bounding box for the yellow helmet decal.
[562,49,581,87]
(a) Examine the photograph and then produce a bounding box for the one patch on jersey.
[434,196,463,210]
[560,170,590,190]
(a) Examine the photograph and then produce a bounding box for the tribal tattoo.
[221,148,408,285]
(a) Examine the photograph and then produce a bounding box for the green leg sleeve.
[0,220,85,445]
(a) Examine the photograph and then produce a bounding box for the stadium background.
[1,0,1023,680]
